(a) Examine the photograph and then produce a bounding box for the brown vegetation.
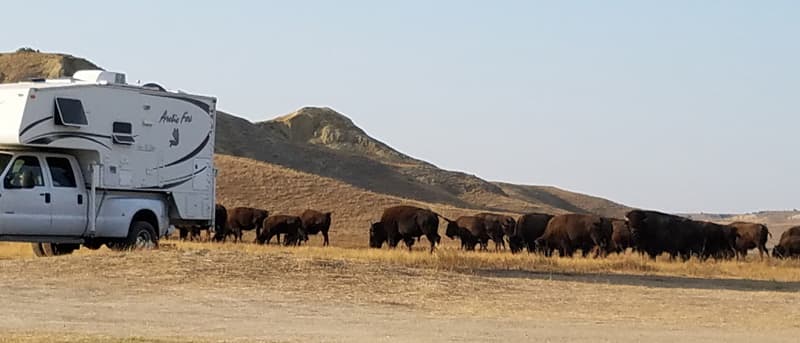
[0,50,100,83]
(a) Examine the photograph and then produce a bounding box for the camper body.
[0,70,216,254]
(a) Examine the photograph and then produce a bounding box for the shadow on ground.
[477,269,800,293]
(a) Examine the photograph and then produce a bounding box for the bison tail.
[434,212,454,223]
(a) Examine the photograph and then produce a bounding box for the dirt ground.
[0,246,799,342]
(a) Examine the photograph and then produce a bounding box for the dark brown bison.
[627,209,738,261]
[696,221,738,260]
[300,210,332,246]
[212,204,228,242]
[225,207,269,243]
[475,213,516,250]
[728,221,771,259]
[534,214,612,258]
[773,226,800,258]
[176,225,204,241]
[177,204,228,242]
[257,215,304,246]
[508,213,553,254]
[369,205,442,253]
[445,216,490,251]
[627,209,692,259]
[608,219,632,254]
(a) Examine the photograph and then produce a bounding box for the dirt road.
[0,248,798,342]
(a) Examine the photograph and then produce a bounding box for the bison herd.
[369,205,800,260]
[179,204,800,260]
[177,205,332,246]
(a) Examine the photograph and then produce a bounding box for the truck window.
[4,156,45,188]
[0,153,11,175]
[46,157,77,188]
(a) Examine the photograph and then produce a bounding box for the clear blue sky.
[3,1,798,213]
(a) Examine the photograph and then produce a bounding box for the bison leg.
[178,228,189,241]
[387,235,399,249]
[403,237,415,251]
[322,230,330,247]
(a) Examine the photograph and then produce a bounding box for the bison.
[627,210,739,261]
[696,221,738,260]
[475,213,516,250]
[445,216,490,251]
[224,207,269,243]
[607,219,632,254]
[728,221,771,259]
[176,225,205,241]
[508,213,553,254]
[772,226,800,258]
[534,214,612,258]
[212,204,228,242]
[300,210,332,246]
[369,205,442,253]
[177,204,228,242]
[257,215,305,246]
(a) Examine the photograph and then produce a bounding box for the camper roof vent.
[73,70,126,85]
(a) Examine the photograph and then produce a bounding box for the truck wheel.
[31,243,77,257]
[31,243,46,257]
[122,221,158,250]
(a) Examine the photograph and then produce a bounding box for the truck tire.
[31,243,77,257]
[121,221,158,250]
[31,243,46,257]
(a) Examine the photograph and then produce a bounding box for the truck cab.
[0,151,87,238]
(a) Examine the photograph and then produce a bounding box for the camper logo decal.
[159,110,193,124]
[169,128,180,147]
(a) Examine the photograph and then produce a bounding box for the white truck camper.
[0,70,216,256]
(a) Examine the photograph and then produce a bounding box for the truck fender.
[93,195,169,238]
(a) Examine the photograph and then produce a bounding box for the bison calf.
[257,215,304,246]
[729,222,771,260]
[475,213,516,251]
[445,216,489,251]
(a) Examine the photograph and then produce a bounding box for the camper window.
[112,121,135,145]
[4,156,44,189]
[46,157,77,188]
[54,98,88,127]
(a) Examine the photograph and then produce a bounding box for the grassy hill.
[0,49,100,83]
[220,106,631,217]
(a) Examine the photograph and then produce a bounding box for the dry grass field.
[1,240,800,342]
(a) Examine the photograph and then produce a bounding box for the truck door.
[44,156,87,236]
[0,155,52,236]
